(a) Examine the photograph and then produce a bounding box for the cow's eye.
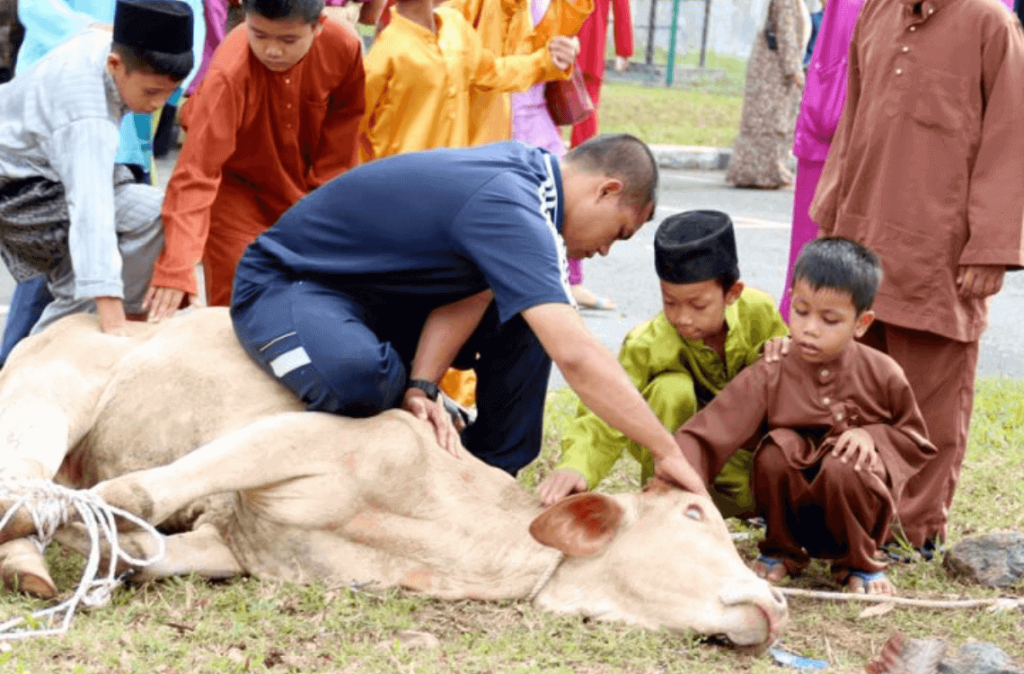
[684,505,704,521]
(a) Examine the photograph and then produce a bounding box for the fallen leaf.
[858,602,896,619]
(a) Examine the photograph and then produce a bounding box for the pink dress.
[779,0,864,320]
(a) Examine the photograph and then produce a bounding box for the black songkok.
[113,0,194,55]
[654,210,740,285]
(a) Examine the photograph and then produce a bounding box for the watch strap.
[407,378,440,402]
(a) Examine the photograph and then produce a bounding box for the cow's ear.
[529,493,624,557]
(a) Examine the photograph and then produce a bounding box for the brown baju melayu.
[674,344,935,573]
[810,0,1024,546]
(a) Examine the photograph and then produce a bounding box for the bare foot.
[752,555,790,582]
[838,568,896,595]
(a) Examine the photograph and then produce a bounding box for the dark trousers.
[230,277,551,475]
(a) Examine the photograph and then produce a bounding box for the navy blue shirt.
[235,143,573,323]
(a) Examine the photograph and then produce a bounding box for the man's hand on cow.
[761,336,791,363]
[548,36,579,70]
[654,451,711,499]
[402,389,463,459]
[143,286,186,322]
[538,468,588,506]
[95,296,130,336]
[956,264,1005,300]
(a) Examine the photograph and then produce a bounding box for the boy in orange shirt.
[146,0,364,316]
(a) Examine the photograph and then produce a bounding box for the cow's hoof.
[0,506,40,545]
[0,540,57,599]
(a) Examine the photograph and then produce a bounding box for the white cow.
[0,309,787,651]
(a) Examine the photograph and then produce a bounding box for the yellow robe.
[445,0,595,144]
[359,6,566,161]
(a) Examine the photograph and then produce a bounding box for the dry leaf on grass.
[858,602,896,619]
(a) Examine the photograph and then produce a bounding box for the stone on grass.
[943,532,1024,588]
[937,642,1022,674]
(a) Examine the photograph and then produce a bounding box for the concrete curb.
[649,144,732,171]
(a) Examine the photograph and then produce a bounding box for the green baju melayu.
[557,286,788,516]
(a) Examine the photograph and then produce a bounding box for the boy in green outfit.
[539,210,788,514]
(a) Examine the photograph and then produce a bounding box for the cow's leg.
[53,521,243,581]
[92,412,347,526]
[0,401,74,598]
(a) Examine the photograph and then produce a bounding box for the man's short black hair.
[242,0,325,24]
[792,237,882,314]
[564,133,659,215]
[111,42,192,81]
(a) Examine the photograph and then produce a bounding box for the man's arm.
[522,303,709,496]
[402,290,494,456]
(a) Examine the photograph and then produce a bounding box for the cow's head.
[528,486,787,652]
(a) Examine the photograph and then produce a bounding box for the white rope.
[0,477,165,640]
[779,586,1024,610]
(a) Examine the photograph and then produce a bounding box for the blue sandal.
[752,555,789,581]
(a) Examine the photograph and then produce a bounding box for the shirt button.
[902,46,910,53]
[835,412,844,421]
[286,103,292,109]
[909,25,916,31]
[822,397,831,405]
[820,368,829,377]
[928,7,934,14]
[895,68,903,75]
[285,78,291,84]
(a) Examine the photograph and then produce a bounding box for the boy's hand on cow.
[956,265,1005,300]
[832,428,879,474]
[538,468,588,506]
[402,389,463,459]
[549,37,580,70]
[95,296,129,336]
[761,336,792,363]
[143,286,186,321]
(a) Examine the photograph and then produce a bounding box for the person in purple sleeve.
[778,0,863,321]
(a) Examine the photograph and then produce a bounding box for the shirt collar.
[900,0,957,14]
[103,61,130,119]
[550,155,565,234]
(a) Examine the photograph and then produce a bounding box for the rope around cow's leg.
[0,477,165,639]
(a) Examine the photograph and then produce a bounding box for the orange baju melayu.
[152,19,365,306]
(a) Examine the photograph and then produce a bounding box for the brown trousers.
[752,431,891,573]
[859,321,979,547]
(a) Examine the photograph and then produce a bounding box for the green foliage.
[596,82,743,147]
[0,379,1020,672]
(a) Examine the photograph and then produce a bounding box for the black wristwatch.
[407,378,440,402]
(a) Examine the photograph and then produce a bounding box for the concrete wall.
[624,0,770,60]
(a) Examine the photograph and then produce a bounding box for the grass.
[595,82,743,147]
[0,379,1021,672]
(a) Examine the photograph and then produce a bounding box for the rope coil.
[0,477,165,640]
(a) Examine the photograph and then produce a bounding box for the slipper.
[837,568,895,596]
[580,296,615,310]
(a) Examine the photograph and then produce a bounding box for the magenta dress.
[510,0,583,285]
[779,0,865,320]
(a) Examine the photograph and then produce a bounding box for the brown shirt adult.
[811,0,1024,342]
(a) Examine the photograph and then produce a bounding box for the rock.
[937,642,1022,674]
[943,532,1024,588]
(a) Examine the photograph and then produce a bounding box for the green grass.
[596,81,743,147]
[0,379,1021,672]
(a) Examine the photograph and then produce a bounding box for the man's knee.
[644,372,697,428]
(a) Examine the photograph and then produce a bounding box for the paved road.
[0,167,1020,382]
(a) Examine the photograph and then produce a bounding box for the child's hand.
[548,36,579,70]
[96,296,129,336]
[761,336,791,363]
[143,285,186,322]
[538,468,587,507]
[832,428,879,473]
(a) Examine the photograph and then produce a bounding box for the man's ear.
[598,178,624,200]
[725,280,744,306]
[853,309,875,337]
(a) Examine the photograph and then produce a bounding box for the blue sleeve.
[453,172,572,323]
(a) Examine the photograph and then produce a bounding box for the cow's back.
[72,308,303,486]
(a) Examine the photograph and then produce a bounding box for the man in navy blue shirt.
[230,134,708,496]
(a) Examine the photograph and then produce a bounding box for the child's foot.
[571,285,615,311]
[752,555,792,582]
[836,568,896,595]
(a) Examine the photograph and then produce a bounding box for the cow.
[0,309,788,651]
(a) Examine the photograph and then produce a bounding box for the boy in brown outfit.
[674,238,935,595]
